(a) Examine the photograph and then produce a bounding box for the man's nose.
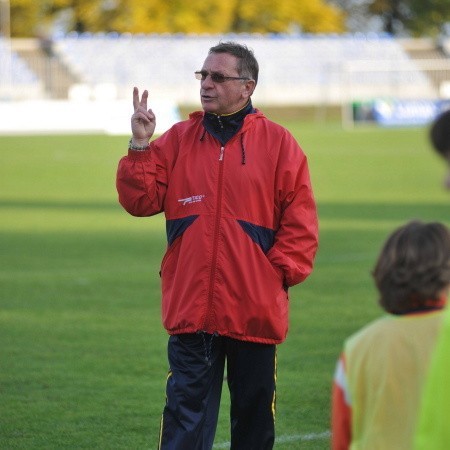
[201,74,214,88]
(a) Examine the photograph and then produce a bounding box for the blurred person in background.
[429,109,450,190]
[413,109,450,450]
[116,41,318,449]
[331,220,450,450]
[414,304,450,449]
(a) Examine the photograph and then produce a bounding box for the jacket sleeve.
[332,355,352,450]
[116,130,175,217]
[266,130,318,287]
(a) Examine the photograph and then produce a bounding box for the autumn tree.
[332,0,450,36]
[397,0,450,36]
[9,0,345,37]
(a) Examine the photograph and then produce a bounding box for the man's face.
[199,52,254,115]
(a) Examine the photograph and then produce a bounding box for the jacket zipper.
[203,145,225,329]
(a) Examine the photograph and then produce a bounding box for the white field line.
[213,430,331,448]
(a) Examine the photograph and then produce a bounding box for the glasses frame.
[195,70,251,83]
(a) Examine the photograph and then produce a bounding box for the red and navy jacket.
[116,108,318,344]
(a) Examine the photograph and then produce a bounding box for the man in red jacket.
[116,41,318,450]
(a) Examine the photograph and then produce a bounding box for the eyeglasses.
[195,70,250,83]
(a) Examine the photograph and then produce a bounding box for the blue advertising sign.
[352,98,450,126]
[372,99,450,126]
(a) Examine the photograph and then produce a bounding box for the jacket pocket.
[166,215,199,245]
[160,237,181,276]
[234,219,286,295]
[237,219,275,254]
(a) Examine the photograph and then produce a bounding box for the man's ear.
[243,79,256,99]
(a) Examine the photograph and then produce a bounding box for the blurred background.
[1,0,450,133]
[1,2,450,449]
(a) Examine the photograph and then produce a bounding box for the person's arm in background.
[414,309,450,449]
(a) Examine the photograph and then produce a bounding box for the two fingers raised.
[132,87,154,122]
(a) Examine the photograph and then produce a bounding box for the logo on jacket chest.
[178,194,206,206]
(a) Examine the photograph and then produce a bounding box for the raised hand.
[131,87,156,146]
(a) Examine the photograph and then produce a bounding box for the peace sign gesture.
[131,87,156,146]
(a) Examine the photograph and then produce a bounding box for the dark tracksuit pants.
[158,333,277,450]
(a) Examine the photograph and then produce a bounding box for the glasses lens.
[195,71,229,83]
[210,73,226,83]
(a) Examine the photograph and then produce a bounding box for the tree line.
[7,0,450,38]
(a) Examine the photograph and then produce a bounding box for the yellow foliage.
[9,0,345,37]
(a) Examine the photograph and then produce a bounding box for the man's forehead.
[202,52,238,72]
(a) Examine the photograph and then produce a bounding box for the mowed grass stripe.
[1,122,449,449]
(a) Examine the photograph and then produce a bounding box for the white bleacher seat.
[52,33,435,105]
[0,38,44,100]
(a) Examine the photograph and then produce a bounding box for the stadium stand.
[51,32,438,105]
[2,32,449,107]
[0,37,44,100]
[1,33,449,134]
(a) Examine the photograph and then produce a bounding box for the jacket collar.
[202,101,256,145]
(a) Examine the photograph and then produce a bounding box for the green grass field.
[1,120,449,449]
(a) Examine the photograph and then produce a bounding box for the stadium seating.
[0,37,44,100]
[53,32,435,105]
